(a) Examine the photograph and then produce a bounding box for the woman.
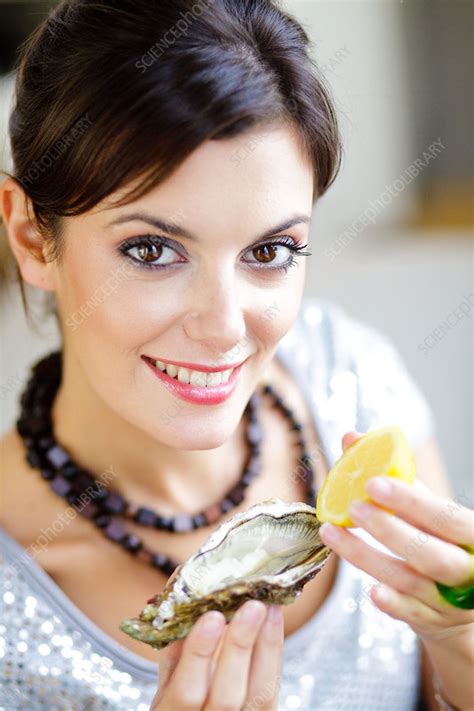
[1,1,472,709]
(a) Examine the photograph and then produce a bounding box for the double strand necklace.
[16,350,317,577]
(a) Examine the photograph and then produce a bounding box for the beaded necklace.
[16,350,316,577]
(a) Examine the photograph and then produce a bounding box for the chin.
[148,421,236,451]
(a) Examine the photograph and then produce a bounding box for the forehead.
[98,124,314,231]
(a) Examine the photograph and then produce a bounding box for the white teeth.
[190,370,209,387]
[177,367,191,383]
[165,363,178,378]
[154,360,234,387]
[205,371,223,387]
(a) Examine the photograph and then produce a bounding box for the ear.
[0,177,57,293]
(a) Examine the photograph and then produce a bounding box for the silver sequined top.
[0,296,436,710]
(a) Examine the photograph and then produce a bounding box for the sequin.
[0,296,436,709]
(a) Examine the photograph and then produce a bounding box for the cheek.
[266,271,306,340]
[59,252,178,352]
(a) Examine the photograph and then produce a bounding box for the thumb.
[154,563,185,696]
[158,637,185,686]
[341,430,364,451]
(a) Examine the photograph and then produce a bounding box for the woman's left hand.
[319,431,474,645]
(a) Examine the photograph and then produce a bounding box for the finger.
[341,431,364,451]
[319,522,443,610]
[365,475,474,549]
[347,499,474,587]
[245,605,284,710]
[156,638,185,694]
[370,585,450,639]
[205,600,267,710]
[159,610,226,709]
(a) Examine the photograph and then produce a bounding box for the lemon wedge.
[316,425,416,527]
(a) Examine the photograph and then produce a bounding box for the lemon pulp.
[316,425,416,527]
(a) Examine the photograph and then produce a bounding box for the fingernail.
[349,501,373,521]
[197,612,224,638]
[320,522,341,542]
[237,600,265,624]
[373,584,392,604]
[367,476,392,498]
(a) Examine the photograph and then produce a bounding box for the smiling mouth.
[141,355,244,388]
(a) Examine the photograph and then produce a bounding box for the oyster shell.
[120,497,330,650]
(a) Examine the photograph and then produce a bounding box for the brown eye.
[137,243,162,262]
[253,244,277,263]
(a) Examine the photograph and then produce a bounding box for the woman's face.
[51,123,314,449]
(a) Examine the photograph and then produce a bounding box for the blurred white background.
[1,0,472,500]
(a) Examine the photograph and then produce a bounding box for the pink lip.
[141,356,245,405]
[142,356,246,373]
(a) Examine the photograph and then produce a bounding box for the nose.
[183,272,247,354]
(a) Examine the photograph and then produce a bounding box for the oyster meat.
[120,497,331,650]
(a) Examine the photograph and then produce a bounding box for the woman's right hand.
[150,599,284,710]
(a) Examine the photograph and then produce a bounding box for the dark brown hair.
[3,0,342,323]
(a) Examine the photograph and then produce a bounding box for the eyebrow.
[107,211,311,243]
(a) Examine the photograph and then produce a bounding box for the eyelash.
[118,234,312,274]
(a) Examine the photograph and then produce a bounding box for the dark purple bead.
[242,471,254,485]
[151,552,170,570]
[156,516,173,531]
[246,457,261,476]
[103,492,126,515]
[300,464,313,485]
[71,472,96,495]
[192,513,207,528]
[220,498,233,513]
[247,393,260,410]
[94,514,111,528]
[35,382,50,399]
[36,436,54,452]
[262,384,273,395]
[104,521,126,542]
[122,534,142,553]
[307,487,316,503]
[291,422,303,432]
[134,507,156,526]
[46,445,70,469]
[163,559,179,576]
[171,514,194,533]
[247,422,263,445]
[92,486,108,502]
[31,403,46,419]
[50,475,72,497]
[24,417,49,436]
[76,500,99,519]
[40,467,55,481]
[135,507,157,526]
[229,487,245,505]
[26,449,43,469]
[62,462,80,480]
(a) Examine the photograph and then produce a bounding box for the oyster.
[120,497,330,650]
